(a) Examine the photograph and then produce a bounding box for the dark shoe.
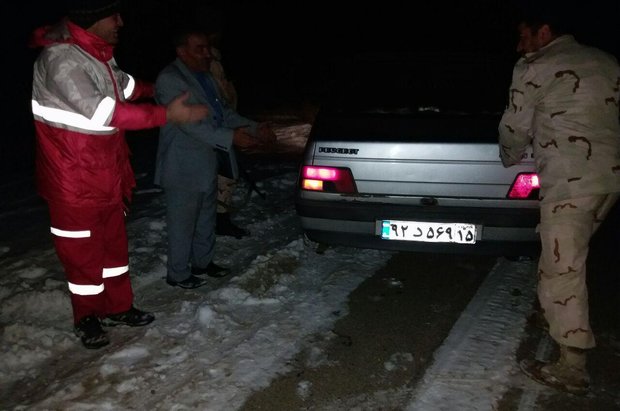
[216,212,249,239]
[191,262,230,278]
[74,315,110,349]
[166,275,208,289]
[101,306,155,327]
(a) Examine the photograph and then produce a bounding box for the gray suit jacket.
[154,58,257,191]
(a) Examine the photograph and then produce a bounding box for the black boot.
[101,306,155,327]
[75,315,110,349]
[216,212,249,239]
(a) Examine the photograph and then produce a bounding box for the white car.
[295,53,540,256]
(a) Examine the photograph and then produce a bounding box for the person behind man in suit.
[155,27,276,289]
[192,6,249,239]
[205,25,248,239]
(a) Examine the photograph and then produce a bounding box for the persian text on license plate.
[380,220,477,244]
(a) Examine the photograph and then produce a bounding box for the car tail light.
[507,172,540,199]
[300,166,357,194]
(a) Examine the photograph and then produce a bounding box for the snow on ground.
[0,122,539,410]
[0,123,392,410]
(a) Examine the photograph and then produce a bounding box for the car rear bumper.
[296,198,540,256]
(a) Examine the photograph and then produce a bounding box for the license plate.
[380,220,477,244]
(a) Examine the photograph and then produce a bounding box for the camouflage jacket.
[498,35,620,203]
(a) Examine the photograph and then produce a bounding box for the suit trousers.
[537,192,619,349]
[164,187,217,282]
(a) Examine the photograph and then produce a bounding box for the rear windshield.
[310,110,503,143]
[323,52,516,114]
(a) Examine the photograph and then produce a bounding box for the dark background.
[4,0,620,182]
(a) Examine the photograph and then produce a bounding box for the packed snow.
[0,122,539,410]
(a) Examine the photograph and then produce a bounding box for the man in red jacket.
[30,0,208,349]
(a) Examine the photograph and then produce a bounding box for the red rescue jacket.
[30,20,166,207]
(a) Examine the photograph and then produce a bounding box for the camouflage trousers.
[217,174,237,213]
[537,192,619,349]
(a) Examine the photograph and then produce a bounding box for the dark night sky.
[4,0,619,176]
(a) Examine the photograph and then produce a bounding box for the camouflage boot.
[520,344,590,395]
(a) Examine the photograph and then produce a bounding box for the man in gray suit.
[155,28,275,289]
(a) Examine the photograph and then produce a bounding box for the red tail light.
[507,173,540,199]
[300,166,357,194]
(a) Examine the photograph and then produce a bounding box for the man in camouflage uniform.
[498,6,620,395]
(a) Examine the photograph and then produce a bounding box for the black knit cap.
[68,0,122,29]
